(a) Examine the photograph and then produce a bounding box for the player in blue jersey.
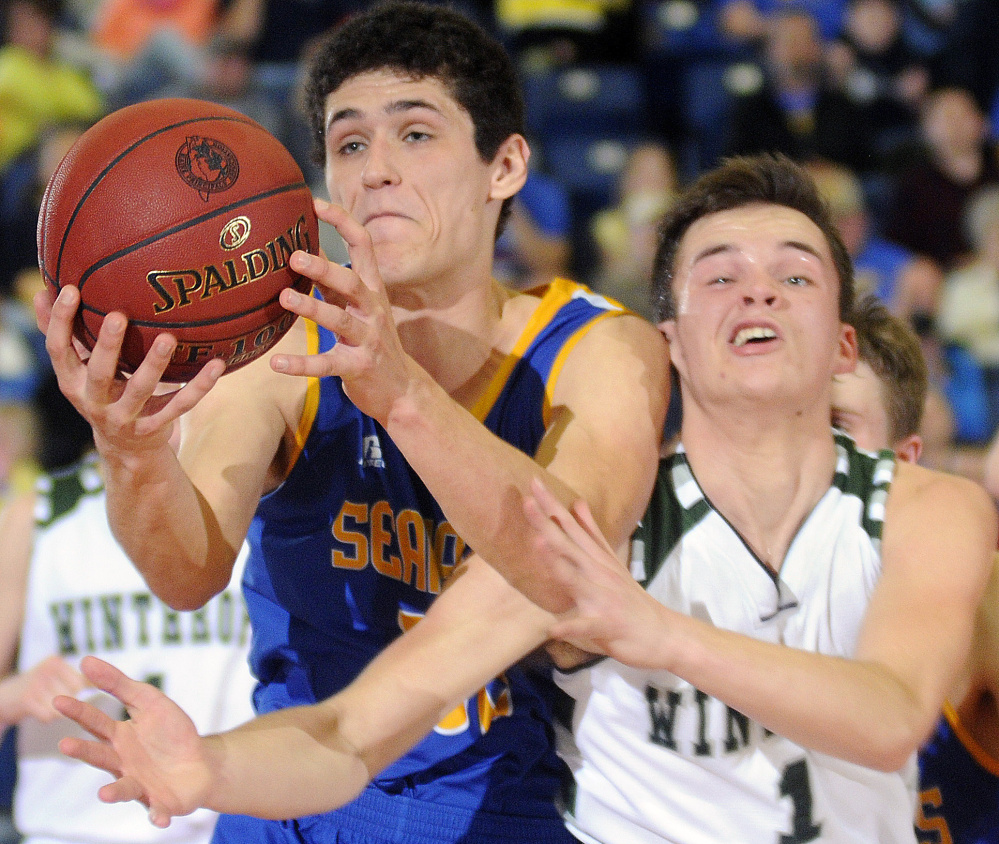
[830,296,999,844]
[35,2,669,842]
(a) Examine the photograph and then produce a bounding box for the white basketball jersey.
[15,455,257,844]
[555,435,919,844]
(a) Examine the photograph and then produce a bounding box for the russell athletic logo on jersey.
[361,434,386,469]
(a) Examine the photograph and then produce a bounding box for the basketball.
[37,98,319,382]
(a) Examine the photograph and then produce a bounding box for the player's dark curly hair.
[304,1,525,237]
[653,154,855,323]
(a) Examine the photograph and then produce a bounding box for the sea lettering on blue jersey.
[331,499,464,594]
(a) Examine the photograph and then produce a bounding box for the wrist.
[383,362,441,437]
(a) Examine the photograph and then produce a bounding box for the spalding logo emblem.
[176,136,239,201]
[220,216,252,250]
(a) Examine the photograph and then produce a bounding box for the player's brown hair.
[849,294,928,442]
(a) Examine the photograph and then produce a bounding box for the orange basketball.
[37,98,319,382]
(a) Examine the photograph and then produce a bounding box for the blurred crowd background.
[3,0,999,837]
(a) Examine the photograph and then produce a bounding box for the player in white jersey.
[518,155,996,843]
[39,156,993,844]
[0,451,256,844]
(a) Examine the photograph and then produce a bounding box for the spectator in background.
[0,0,103,174]
[717,0,846,48]
[885,86,999,271]
[89,0,220,64]
[154,32,282,138]
[218,0,358,183]
[937,186,999,366]
[929,0,999,119]
[589,140,678,319]
[723,9,875,175]
[0,121,79,411]
[825,0,928,161]
[494,0,640,70]
[83,0,230,109]
[911,310,994,454]
[808,160,993,451]
[493,168,573,291]
[937,185,999,436]
[806,159,941,320]
[0,121,88,299]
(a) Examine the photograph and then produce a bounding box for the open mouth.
[732,326,778,347]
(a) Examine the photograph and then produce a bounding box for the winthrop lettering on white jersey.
[331,499,465,594]
[49,588,251,656]
[646,683,774,757]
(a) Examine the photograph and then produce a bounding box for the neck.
[679,399,838,572]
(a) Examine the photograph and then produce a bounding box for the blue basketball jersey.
[917,703,999,844]
[238,278,623,841]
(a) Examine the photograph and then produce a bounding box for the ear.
[893,433,923,463]
[659,319,685,379]
[488,134,529,201]
[834,322,859,376]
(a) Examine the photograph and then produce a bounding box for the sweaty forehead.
[678,203,830,265]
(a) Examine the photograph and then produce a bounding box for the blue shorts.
[211,786,576,844]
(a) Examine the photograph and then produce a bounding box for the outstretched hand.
[35,285,224,455]
[270,198,420,424]
[523,479,673,670]
[54,656,213,828]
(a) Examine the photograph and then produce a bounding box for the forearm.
[100,443,234,609]
[0,677,22,731]
[666,610,933,770]
[202,705,372,819]
[386,376,576,593]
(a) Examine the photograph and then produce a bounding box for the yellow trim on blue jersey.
[287,319,322,471]
[942,699,999,777]
[469,277,581,422]
[543,310,619,428]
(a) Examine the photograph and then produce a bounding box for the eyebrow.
[326,99,444,134]
[690,239,825,266]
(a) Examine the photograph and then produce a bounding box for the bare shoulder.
[889,461,995,522]
[554,310,670,399]
[883,461,997,572]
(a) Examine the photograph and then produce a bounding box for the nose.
[361,137,400,189]
[742,273,781,307]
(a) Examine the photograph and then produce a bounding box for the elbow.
[855,720,927,773]
[863,744,917,774]
[163,591,219,612]
[150,572,229,612]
